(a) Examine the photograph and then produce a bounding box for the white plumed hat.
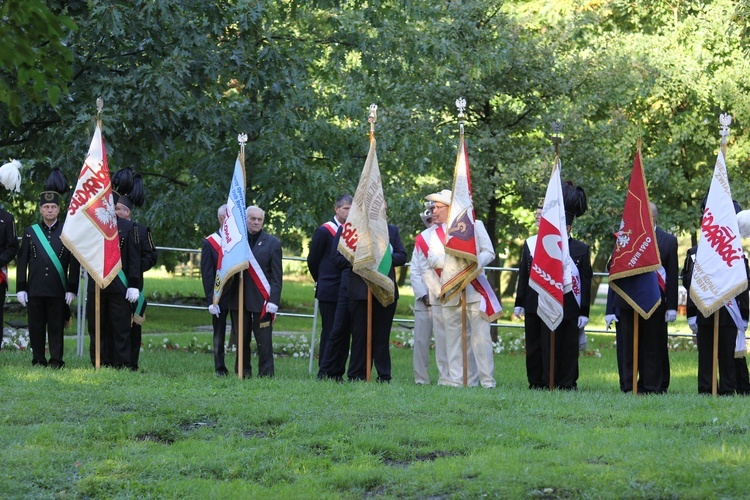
[0,160,22,193]
[737,209,750,239]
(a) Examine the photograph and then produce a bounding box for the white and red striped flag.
[61,121,121,288]
[530,157,571,331]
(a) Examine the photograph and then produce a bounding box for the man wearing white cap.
[425,189,496,388]
[410,200,445,384]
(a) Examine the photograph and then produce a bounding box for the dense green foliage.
[2,0,750,272]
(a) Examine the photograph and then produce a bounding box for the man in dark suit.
[113,173,158,371]
[237,205,282,378]
[16,176,80,367]
[536,183,592,390]
[683,201,750,395]
[200,204,238,376]
[87,210,141,369]
[334,222,407,382]
[605,202,679,393]
[307,194,351,376]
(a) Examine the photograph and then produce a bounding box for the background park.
[3,0,750,497]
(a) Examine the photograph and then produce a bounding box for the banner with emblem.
[689,148,747,317]
[608,147,662,319]
[338,125,394,307]
[529,157,571,331]
[440,137,480,302]
[61,121,121,289]
[212,153,251,305]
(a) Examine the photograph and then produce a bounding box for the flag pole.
[94,99,104,371]
[462,289,468,387]
[237,136,247,381]
[711,115,732,396]
[632,310,639,395]
[548,122,563,392]
[308,296,319,374]
[367,289,373,383]
[95,285,101,369]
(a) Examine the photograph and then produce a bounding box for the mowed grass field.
[2,265,750,498]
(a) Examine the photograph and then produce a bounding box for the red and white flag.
[440,137,479,302]
[690,149,747,317]
[61,122,121,288]
[530,157,571,331]
[439,135,501,320]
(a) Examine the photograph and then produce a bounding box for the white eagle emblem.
[615,219,631,249]
[95,196,117,229]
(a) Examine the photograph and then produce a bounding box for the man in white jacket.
[425,190,497,388]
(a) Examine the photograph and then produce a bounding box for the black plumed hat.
[562,181,587,226]
[39,167,68,206]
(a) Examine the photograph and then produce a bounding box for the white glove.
[65,292,76,305]
[266,303,278,314]
[665,309,677,323]
[208,304,220,317]
[604,314,618,330]
[427,253,445,270]
[577,316,589,329]
[125,288,140,303]
[514,306,524,319]
[688,316,698,334]
[16,291,27,307]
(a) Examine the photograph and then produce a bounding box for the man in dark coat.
[236,205,282,378]
[16,180,80,367]
[0,160,20,348]
[306,194,351,376]
[334,223,407,382]
[201,204,238,376]
[605,202,679,393]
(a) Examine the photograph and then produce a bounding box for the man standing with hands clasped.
[236,206,282,378]
[16,168,80,368]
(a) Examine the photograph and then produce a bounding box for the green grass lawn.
[3,267,748,498]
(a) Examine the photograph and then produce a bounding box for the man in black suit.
[87,209,141,369]
[237,205,282,378]
[605,202,679,393]
[16,179,80,367]
[307,194,351,376]
[683,201,750,395]
[334,221,407,382]
[113,176,158,372]
[536,183,592,390]
[200,204,238,376]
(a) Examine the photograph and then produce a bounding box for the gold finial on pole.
[550,120,563,157]
[456,97,467,136]
[719,113,732,156]
[238,133,248,160]
[368,104,378,136]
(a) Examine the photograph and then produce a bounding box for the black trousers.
[28,296,66,367]
[235,310,274,377]
[615,307,668,393]
[524,312,545,389]
[697,324,744,395]
[540,317,579,389]
[0,285,5,349]
[212,308,237,373]
[347,299,397,381]
[317,300,337,369]
[319,297,352,379]
[88,291,132,369]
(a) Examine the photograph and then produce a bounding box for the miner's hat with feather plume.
[0,160,22,193]
[111,167,145,210]
[562,181,587,226]
[39,167,69,206]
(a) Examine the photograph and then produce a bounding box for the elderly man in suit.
[236,205,283,378]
